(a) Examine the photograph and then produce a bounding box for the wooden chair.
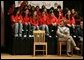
[33,30,47,56]
[57,38,73,56]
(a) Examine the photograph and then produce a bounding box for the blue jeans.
[14,23,23,35]
[40,25,49,34]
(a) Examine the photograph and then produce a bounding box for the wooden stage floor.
[1,53,83,59]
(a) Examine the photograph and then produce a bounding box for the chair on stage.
[57,38,73,56]
[33,30,47,56]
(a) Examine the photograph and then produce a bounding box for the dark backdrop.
[63,1,83,17]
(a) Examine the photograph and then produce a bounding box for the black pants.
[48,25,58,37]
[23,24,31,36]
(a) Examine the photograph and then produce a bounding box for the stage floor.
[1,53,83,59]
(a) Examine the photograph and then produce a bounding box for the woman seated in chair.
[57,19,80,56]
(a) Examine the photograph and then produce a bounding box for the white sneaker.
[56,36,58,37]
[49,35,52,38]
[67,53,72,57]
[51,30,54,32]
[26,30,28,31]
[24,35,27,37]
[15,34,18,37]
[47,34,49,36]
[29,35,31,37]
[75,47,80,50]
[22,29,24,31]
[19,34,22,37]
[73,35,76,38]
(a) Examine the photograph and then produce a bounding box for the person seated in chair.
[76,20,83,55]
[69,24,78,41]
[77,20,83,42]
[57,19,80,57]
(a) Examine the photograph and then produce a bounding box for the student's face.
[72,9,75,14]
[51,13,54,17]
[25,6,28,9]
[80,21,83,28]
[25,10,29,15]
[34,11,37,16]
[44,9,47,12]
[36,7,39,11]
[57,8,61,12]
[32,7,35,10]
[42,5,45,9]
[17,10,20,15]
[28,5,31,9]
[42,12,45,16]
[67,10,71,15]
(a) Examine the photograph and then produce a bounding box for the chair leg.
[34,44,35,56]
[71,45,73,55]
[80,43,82,56]
[59,43,61,56]
[81,44,83,56]
[46,44,47,55]
[43,45,44,55]
[57,42,59,55]
[77,43,80,55]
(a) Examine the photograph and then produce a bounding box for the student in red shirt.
[65,10,76,38]
[48,10,58,26]
[39,11,49,35]
[48,10,58,37]
[11,8,23,37]
[55,5,64,25]
[30,10,39,30]
[57,5,63,18]
[22,9,31,37]
[65,10,76,28]
[35,6,41,17]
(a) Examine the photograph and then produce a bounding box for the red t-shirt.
[58,11,63,19]
[23,15,30,24]
[39,15,48,25]
[48,15,58,25]
[11,14,23,24]
[30,17,39,26]
[66,17,75,25]
[37,11,41,17]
